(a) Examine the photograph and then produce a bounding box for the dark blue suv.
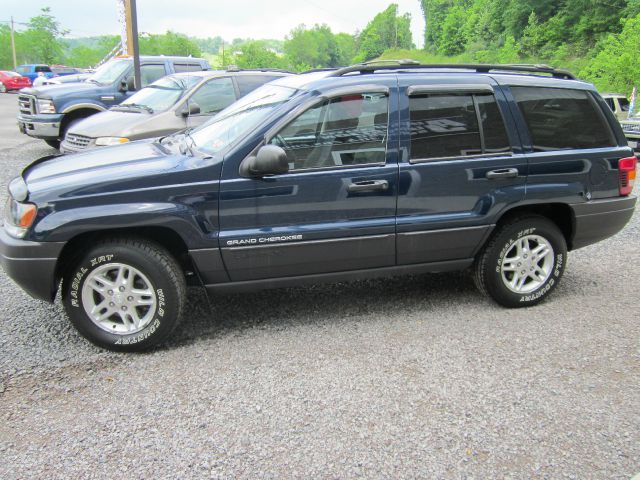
[1,62,636,351]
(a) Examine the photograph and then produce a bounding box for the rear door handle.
[486,168,519,179]
[347,179,389,193]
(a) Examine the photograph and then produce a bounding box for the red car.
[0,70,32,93]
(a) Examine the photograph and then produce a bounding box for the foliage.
[580,14,640,92]
[354,4,413,62]
[419,0,639,93]
[284,24,340,70]
[232,41,288,70]
[139,31,202,57]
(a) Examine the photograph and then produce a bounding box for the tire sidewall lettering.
[69,254,115,308]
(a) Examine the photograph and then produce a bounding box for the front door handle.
[486,168,519,179]
[347,179,389,193]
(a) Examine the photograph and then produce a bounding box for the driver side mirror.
[240,145,289,178]
[119,77,136,92]
[181,102,201,117]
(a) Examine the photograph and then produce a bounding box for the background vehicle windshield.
[190,84,300,154]
[88,58,131,85]
[119,75,199,112]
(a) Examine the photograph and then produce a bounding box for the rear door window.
[187,77,237,115]
[409,93,511,160]
[174,63,204,73]
[140,64,167,87]
[35,65,52,73]
[236,75,280,96]
[512,87,615,151]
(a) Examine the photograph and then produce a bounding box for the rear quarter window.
[511,87,615,151]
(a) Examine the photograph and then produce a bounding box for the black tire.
[44,139,60,149]
[62,237,186,352]
[474,215,567,308]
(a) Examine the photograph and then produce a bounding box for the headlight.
[36,98,56,114]
[95,137,130,146]
[4,197,37,239]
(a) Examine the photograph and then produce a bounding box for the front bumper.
[570,195,637,250]
[17,113,63,140]
[0,228,65,302]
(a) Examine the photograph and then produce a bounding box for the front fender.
[59,101,106,114]
[30,202,217,249]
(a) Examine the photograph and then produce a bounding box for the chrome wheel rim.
[500,234,555,294]
[81,263,157,335]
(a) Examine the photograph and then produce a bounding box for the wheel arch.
[55,226,201,289]
[59,105,105,138]
[493,203,575,250]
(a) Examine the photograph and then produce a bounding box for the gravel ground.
[0,93,638,479]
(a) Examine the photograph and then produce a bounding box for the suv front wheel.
[62,237,186,351]
[474,216,567,307]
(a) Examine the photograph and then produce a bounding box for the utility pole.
[221,41,225,68]
[123,0,141,90]
[10,17,17,70]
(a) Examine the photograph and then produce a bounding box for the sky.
[2,0,425,48]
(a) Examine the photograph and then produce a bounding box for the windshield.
[190,84,300,155]
[117,75,199,112]
[88,58,131,85]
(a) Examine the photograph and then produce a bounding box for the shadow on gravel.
[165,270,484,349]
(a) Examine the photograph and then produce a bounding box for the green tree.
[580,13,640,93]
[284,24,339,69]
[21,7,68,64]
[234,41,287,69]
[139,31,202,57]
[439,5,466,55]
[355,4,412,61]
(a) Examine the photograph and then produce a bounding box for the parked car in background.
[0,62,636,351]
[620,112,640,152]
[42,73,91,86]
[0,71,31,92]
[50,66,84,77]
[16,64,56,83]
[602,93,630,121]
[16,55,210,149]
[61,69,290,153]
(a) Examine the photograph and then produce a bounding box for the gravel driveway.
[0,93,638,479]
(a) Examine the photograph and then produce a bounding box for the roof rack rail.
[300,67,337,74]
[225,65,293,74]
[328,61,576,80]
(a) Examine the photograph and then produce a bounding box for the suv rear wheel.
[474,216,567,307]
[62,237,186,351]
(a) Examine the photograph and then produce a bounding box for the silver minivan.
[61,69,290,153]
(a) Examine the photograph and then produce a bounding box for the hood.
[68,109,157,139]
[23,140,210,202]
[20,81,104,100]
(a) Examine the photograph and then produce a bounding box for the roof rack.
[225,65,293,74]
[328,60,576,80]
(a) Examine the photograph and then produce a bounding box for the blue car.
[1,62,637,351]
[16,64,56,82]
